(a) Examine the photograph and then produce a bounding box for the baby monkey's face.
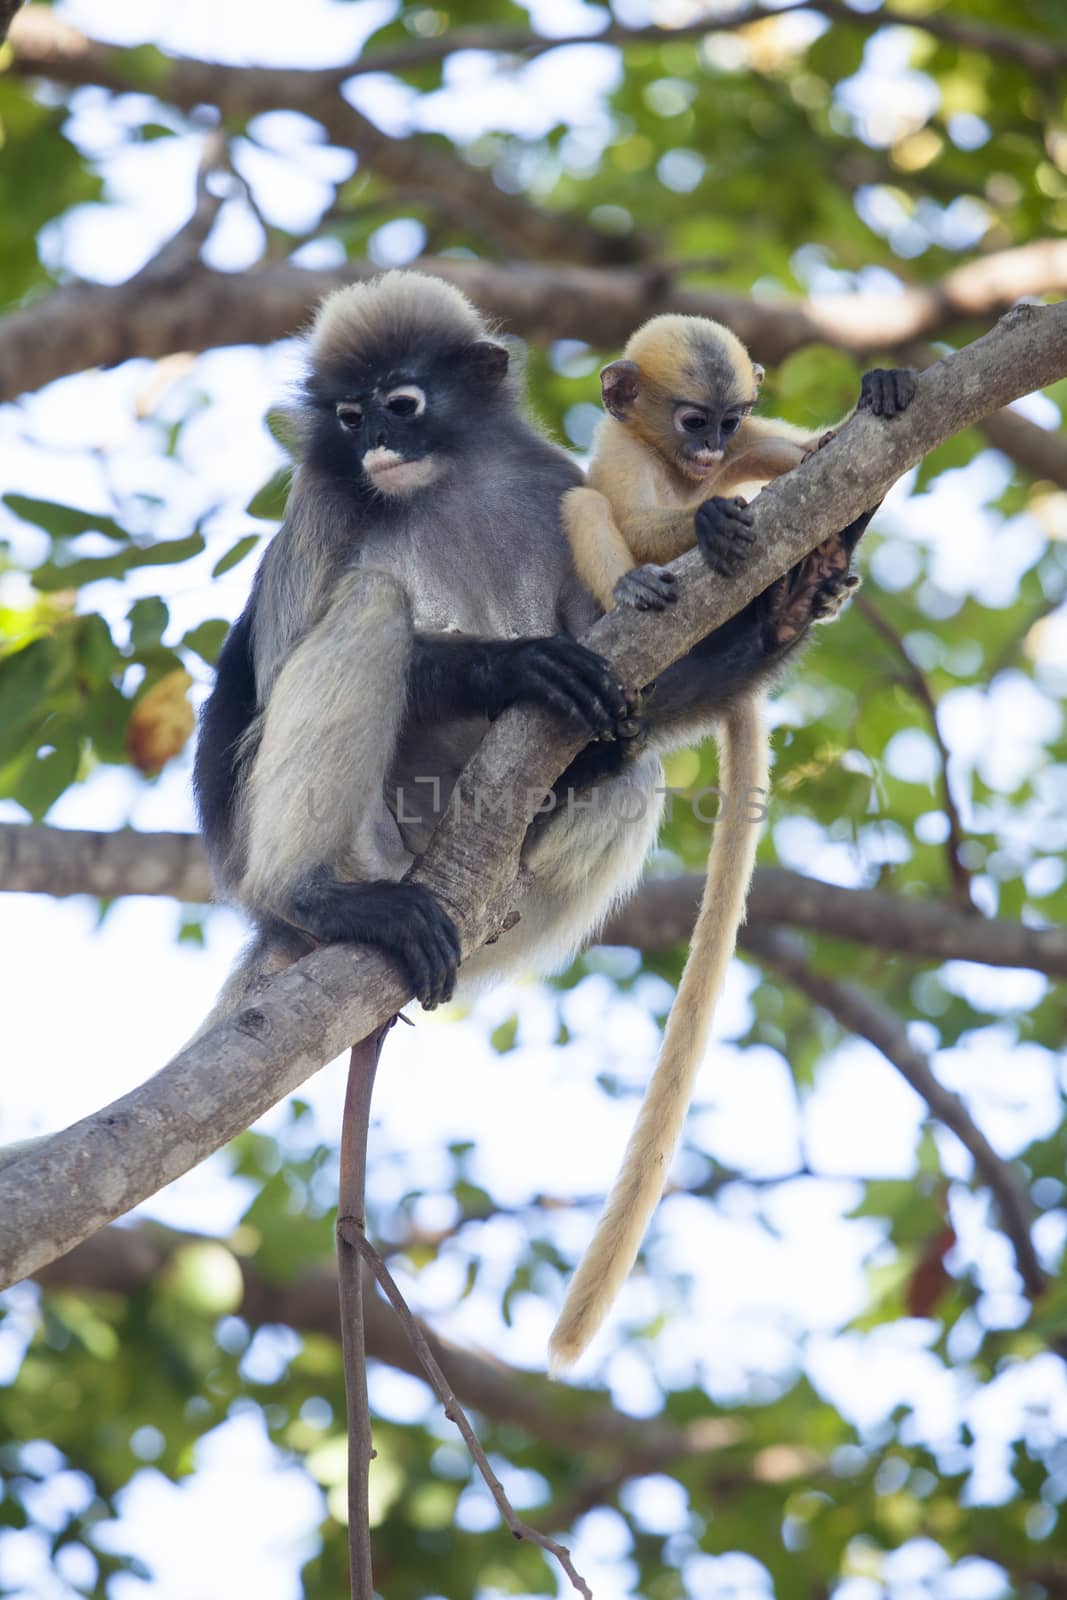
[667,390,754,478]
[600,322,765,481]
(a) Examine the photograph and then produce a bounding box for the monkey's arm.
[409,633,632,734]
[713,431,808,497]
[561,486,640,611]
[193,607,258,876]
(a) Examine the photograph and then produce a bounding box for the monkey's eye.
[676,408,709,435]
[721,415,742,437]
[336,403,364,431]
[384,385,426,418]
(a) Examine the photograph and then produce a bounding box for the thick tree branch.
[1,302,1066,1290]
[746,928,1047,1304]
[608,869,1067,978]
[906,339,1067,491]
[980,405,1067,490]
[6,7,642,269]
[6,244,1067,407]
[5,824,1066,978]
[0,823,214,900]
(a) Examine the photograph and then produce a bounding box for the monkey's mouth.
[362,447,439,497]
[678,447,724,479]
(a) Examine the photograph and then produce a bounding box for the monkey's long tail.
[548,696,770,1372]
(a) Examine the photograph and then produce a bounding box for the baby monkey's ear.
[752,363,766,389]
[463,341,510,388]
[600,359,641,419]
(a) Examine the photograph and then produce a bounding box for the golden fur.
[550,315,821,1369]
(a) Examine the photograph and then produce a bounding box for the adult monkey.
[194,270,878,1331]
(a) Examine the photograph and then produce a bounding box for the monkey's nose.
[376,430,387,447]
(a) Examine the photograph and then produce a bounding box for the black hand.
[478,636,633,738]
[289,875,461,1009]
[614,564,677,611]
[694,495,756,577]
[858,367,918,418]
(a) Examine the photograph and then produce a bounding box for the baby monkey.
[551,315,915,1368]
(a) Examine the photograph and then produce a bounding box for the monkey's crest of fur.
[624,313,757,401]
[310,271,491,362]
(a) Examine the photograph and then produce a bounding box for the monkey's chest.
[358,519,568,640]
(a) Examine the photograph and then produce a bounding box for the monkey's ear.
[752,363,766,389]
[462,341,510,388]
[601,360,641,419]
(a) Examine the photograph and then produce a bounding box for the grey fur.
[201,271,778,1021]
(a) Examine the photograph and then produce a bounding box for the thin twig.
[338,1222,594,1600]
[337,1024,392,1600]
[747,928,1048,1303]
[856,594,974,909]
[136,130,230,282]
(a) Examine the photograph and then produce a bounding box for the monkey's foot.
[858,367,918,418]
[288,875,461,1009]
[766,532,857,647]
[499,635,634,740]
[694,495,755,577]
[614,564,677,610]
[812,571,862,623]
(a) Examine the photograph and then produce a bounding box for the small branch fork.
[337,1220,593,1599]
[335,1024,593,1600]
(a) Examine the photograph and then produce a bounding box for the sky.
[1,2,1065,1597]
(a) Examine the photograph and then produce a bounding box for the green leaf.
[211,534,260,577]
[490,1015,519,1053]
[3,494,129,543]
[245,469,291,523]
[181,619,230,666]
[32,532,206,592]
[12,723,81,820]
[0,638,55,737]
[128,597,170,654]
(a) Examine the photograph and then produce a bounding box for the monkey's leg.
[240,569,461,1008]
[563,486,675,612]
[764,505,878,648]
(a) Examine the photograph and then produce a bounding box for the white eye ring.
[384,385,426,417]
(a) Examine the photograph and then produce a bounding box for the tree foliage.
[1,2,1066,1596]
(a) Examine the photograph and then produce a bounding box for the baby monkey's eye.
[336,403,364,431]
[721,415,742,436]
[676,408,709,434]
[384,385,426,418]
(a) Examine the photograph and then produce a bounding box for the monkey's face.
[667,391,756,479]
[334,381,444,498]
[608,317,766,481]
[307,339,511,500]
